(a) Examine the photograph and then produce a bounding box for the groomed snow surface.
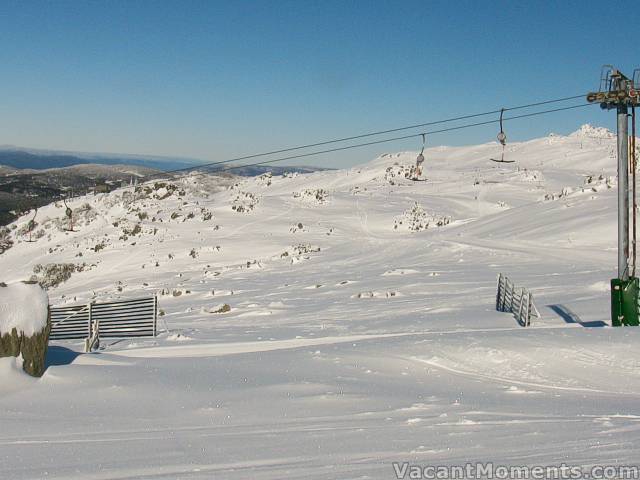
[1,125,640,479]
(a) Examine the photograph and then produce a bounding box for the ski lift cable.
[148,93,589,179]
[175,102,595,179]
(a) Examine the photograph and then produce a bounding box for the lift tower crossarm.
[587,69,640,110]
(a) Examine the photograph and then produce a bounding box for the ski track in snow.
[412,356,638,396]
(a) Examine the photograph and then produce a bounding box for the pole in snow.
[617,104,629,280]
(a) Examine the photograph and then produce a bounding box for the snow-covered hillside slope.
[2,125,640,479]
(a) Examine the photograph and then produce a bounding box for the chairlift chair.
[63,198,74,232]
[25,208,37,242]
[412,133,427,180]
[491,108,515,163]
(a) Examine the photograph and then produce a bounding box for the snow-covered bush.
[137,182,183,200]
[73,203,98,228]
[231,191,259,213]
[118,222,143,241]
[258,172,273,186]
[291,244,320,255]
[290,222,306,233]
[394,202,451,232]
[353,290,400,299]
[201,208,213,221]
[515,169,543,183]
[293,188,329,204]
[382,162,420,185]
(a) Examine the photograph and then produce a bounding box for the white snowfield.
[2,124,640,479]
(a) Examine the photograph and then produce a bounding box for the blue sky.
[0,0,638,167]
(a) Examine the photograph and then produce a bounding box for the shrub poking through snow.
[70,203,97,229]
[33,263,87,288]
[383,163,420,185]
[292,188,329,204]
[543,175,615,201]
[353,290,400,299]
[121,223,142,237]
[92,241,107,252]
[290,222,306,233]
[136,182,183,200]
[0,227,13,254]
[292,244,320,255]
[201,208,213,221]
[278,243,321,264]
[258,172,273,186]
[231,191,259,213]
[0,281,51,377]
[543,188,573,201]
[394,202,451,232]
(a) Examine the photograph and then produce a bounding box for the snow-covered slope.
[2,125,640,479]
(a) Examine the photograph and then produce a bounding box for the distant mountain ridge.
[0,147,330,226]
[0,146,199,171]
[0,146,330,175]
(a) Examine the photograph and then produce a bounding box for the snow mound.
[0,282,49,336]
[569,124,615,139]
[0,357,35,394]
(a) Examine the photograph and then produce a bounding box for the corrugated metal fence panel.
[50,305,90,340]
[91,297,156,338]
[50,296,157,340]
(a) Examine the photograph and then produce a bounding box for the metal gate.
[50,296,158,340]
[496,274,541,327]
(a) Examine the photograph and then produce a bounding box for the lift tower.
[587,66,640,326]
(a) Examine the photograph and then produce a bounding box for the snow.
[0,282,49,336]
[1,125,640,478]
[569,124,616,139]
[0,356,35,395]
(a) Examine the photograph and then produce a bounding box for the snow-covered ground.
[2,125,640,479]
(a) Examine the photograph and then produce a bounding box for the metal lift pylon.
[587,66,640,326]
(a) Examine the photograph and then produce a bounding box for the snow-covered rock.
[0,281,50,377]
[569,123,615,139]
[0,281,49,336]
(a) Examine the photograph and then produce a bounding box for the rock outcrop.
[0,281,51,377]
